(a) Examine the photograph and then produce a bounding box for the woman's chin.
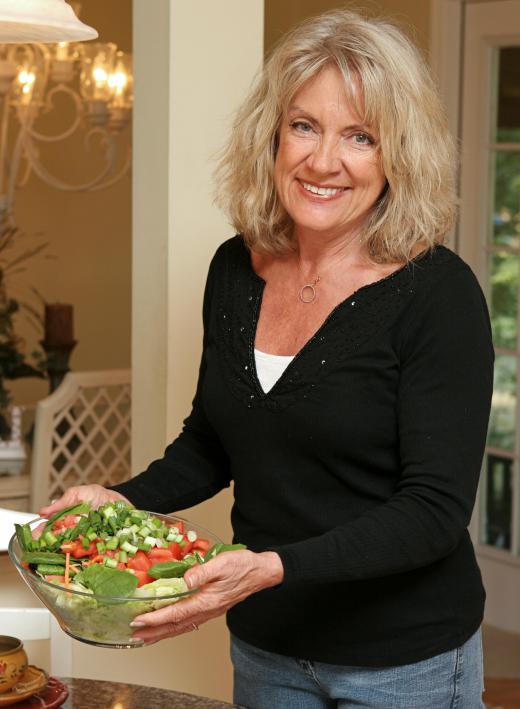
[291,217,348,236]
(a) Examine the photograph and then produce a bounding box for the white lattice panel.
[31,370,131,510]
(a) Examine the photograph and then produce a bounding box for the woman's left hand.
[130,550,284,644]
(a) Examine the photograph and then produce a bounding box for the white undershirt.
[254,348,295,393]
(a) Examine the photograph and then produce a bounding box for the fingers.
[131,595,205,628]
[129,552,259,645]
[39,485,130,518]
[133,619,202,645]
[39,488,82,517]
[183,558,214,590]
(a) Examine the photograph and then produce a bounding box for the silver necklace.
[298,234,360,304]
[299,277,321,304]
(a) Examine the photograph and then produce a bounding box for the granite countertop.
[58,678,242,708]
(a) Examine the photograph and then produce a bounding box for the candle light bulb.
[79,42,117,103]
[17,68,36,104]
[108,68,127,94]
[107,51,132,111]
[93,65,107,84]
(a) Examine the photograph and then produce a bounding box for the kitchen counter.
[57,678,242,708]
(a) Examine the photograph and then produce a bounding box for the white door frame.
[432,0,520,633]
[429,1,464,149]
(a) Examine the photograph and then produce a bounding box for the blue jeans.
[231,629,484,709]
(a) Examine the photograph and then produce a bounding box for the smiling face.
[274,64,387,243]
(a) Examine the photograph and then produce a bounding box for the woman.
[41,9,494,708]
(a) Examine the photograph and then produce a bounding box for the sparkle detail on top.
[213,237,455,411]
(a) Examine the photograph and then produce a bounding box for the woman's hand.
[130,550,284,644]
[39,484,131,518]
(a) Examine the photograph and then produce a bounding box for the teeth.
[301,181,344,196]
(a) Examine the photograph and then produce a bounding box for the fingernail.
[130,621,146,627]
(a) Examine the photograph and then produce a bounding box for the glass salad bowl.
[8,507,224,649]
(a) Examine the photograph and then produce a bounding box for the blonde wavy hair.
[214,8,457,263]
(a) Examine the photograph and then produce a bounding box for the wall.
[265,0,431,57]
[8,0,132,411]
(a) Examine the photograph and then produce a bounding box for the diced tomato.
[104,550,116,558]
[117,562,127,571]
[52,515,80,534]
[71,539,97,558]
[192,539,210,553]
[127,550,152,572]
[168,542,183,560]
[134,570,154,587]
[170,520,184,534]
[148,548,173,562]
[181,541,193,556]
[89,555,105,565]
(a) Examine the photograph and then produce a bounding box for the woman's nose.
[306,136,341,175]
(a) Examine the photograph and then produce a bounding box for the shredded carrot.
[65,552,70,586]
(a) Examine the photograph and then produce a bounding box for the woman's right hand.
[39,485,131,518]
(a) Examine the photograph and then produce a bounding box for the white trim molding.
[430,0,464,141]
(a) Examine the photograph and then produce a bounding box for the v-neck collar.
[214,236,449,411]
[244,240,433,399]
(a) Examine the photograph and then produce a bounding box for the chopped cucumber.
[105,537,119,551]
[121,540,138,555]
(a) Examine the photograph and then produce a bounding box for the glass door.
[483,45,520,553]
[459,1,520,563]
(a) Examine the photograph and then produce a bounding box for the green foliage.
[492,151,520,248]
[490,252,518,350]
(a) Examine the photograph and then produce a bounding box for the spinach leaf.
[148,560,193,579]
[203,543,247,562]
[78,564,138,599]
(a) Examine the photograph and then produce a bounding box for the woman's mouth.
[297,179,348,201]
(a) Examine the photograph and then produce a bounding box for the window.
[482,46,520,553]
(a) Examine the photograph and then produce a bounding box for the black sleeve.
[110,251,231,513]
[270,261,494,585]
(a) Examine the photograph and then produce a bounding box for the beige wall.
[9,0,132,411]
[265,0,431,57]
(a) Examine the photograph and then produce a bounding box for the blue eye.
[290,121,314,134]
[353,132,374,145]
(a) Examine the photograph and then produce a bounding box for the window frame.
[431,0,520,567]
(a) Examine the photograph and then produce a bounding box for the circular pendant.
[299,284,317,303]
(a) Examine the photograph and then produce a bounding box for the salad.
[11,501,245,646]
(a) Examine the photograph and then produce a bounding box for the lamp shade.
[0,0,98,43]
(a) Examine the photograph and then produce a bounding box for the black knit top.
[112,235,494,667]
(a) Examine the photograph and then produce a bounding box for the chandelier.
[0,1,132,230]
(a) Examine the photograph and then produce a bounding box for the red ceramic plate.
[12,678,68,709]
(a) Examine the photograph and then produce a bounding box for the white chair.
[30,370,131,510]
[0,607,72,676]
